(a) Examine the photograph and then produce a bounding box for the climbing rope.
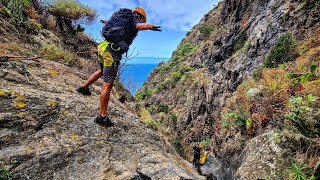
[0,49,98,61]
[0,50,98,82]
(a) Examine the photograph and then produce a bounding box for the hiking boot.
[77,87,91,96]
[95,115,114,127]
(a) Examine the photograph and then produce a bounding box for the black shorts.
[97,42,122,83]
[99,61,120,83]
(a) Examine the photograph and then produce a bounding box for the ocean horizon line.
[134,56,170,59]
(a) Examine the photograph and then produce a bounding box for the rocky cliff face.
[0,9,203,180]
[137,0,320,179]
[0,59,202,179]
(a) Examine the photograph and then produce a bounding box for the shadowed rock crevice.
[137,0,320,179]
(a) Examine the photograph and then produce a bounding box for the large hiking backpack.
[101,8,136,48]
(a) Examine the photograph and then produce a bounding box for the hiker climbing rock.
[193,144,202,167]
[77,7,161,127]
[193,144,204,174]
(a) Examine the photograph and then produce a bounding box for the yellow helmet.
[199,144,204,149]
[133,7,147,22]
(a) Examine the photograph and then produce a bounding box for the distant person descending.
[77,7,161,127]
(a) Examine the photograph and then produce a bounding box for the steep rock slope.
[137,0,320,179]
[0,49,204,179]
[0,53,203,179]
[0,8,203,180]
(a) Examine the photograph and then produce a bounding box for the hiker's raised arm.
[136,23,162,31]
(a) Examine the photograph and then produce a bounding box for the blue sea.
[119,57,169,94]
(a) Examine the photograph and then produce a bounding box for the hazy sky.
[79,0,219,59]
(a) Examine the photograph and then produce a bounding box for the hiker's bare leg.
[83,70,103,88]
[100,82,113,117]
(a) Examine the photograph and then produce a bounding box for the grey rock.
[0,59,204,180]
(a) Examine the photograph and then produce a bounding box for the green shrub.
[48,0,97,23]
[225,112,247,127]
[26,18,42,33]
[223,119,230,129]
[171,66,191,82]
[311,64,317,75]
[200,24,214,38]
[40,44,72,61]
[244,40,252,52]
[173,42,199,62]
[155,43,198,75]
[169,113,178,130]
[154,63,171,75]
[287,162,308,180]
[253,65,264,81]
[147,106,156,115]
[267,132,281,143]
[233,32,247,53]
[178,42,195,56]
[0,0,31,22]
[0,168,12,180]
[135,88,154,101]
[156,103,169,113]
[201,137,211,147]
[155,78,175,92]
[145,117,158,130]
[155,66,192,93]
[173,137,184,155]
[178,73,189,97]
[264,32,298,68]
[246,117,253,130]
[285,94,318,137]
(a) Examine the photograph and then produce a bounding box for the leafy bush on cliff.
[287,162,308,180]
[155,78,174,92]
[0,0,31,22]
[285,94,318,137]
[26,18,42,33]
[173,138,184,155]
[154,63,171,75]
[233,32,247,53]
[244,40,252,52]
[145,117,158,130]
[40,44,72,61]
[178,42,196,56]
[200,137,212,147]
[169,113,178,130]
[200,24,215,38]
[264,32,298,67]
[155,66,192,93]
[173,42,200,62]
[252,65,264,81]
[135,88,154,101]
[156,103,169,113]
[0,168,12,180]
[223,33,320,139]
[154,42,199,76]
[224,112,248,129]
[48,0,97,23]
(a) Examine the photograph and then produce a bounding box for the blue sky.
[80,0,219,60]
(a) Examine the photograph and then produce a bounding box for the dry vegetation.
[221,29,320,179]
